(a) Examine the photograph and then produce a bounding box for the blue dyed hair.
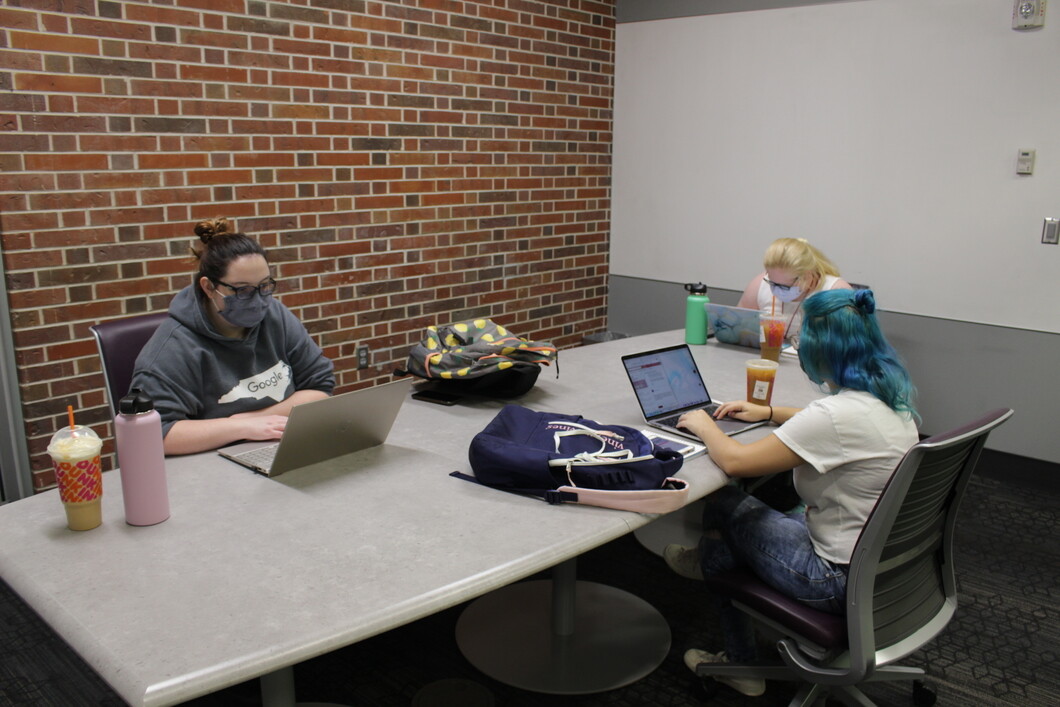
[797,289,918,420]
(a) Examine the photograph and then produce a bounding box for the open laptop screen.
[622,345,713,420]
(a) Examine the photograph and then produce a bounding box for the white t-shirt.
[773,389,918,564]
[755,274,841,339]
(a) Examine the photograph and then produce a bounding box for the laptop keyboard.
[232,444,279,471]
[656,403,719,429]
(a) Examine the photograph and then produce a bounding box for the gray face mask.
[218,294,268,329]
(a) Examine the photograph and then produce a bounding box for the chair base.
[695,661,929,707]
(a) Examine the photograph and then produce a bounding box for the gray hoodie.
[130,286,335,437]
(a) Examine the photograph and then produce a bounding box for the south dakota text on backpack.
[457,405,690,514]
[396,319,558,398]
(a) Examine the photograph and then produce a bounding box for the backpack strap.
[449,471,579,505]
[555,479,690,514]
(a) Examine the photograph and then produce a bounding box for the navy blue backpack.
[458,405,690,513]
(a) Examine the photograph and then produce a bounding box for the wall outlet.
[357,345,370,369]
[1042,218,1059,245]
[1013,0,1046,30]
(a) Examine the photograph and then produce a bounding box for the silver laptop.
[707,303,761,348]
[621,344,767,441]
[218,378,412,477]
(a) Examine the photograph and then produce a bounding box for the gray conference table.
[0,330,822,706]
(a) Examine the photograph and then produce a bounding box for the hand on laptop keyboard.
[660,404,719,429]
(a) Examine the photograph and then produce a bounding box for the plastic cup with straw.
[760,299,786,362]
[47,405,104,530]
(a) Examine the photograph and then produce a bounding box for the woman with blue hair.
[666,288,919,697]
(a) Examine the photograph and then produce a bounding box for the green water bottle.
[684,282,709,345]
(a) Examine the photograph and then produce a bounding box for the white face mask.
[770,282,802,303]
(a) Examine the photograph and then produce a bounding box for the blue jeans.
[698,485,848,662]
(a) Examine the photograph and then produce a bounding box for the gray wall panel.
[612,2,1060,333]
[608,274,1057,465]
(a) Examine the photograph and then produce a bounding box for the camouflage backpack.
[396,319,557,398]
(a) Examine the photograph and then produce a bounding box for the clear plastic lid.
[47,425,102,458]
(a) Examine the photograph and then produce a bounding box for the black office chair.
[694,407,1014,706]
[89,312,169,416]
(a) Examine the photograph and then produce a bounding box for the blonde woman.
[737,238,852,340]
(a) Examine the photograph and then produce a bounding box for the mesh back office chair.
[695,407,1013,706]
[89,312,169,416]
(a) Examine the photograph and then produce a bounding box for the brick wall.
[0,0,615,490]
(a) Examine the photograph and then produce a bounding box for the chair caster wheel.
[912,679,937,706]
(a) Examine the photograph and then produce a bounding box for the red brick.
[313,26,370,45]
[179,0,244,13]
[272,38,332,58]
[0,49,43,72]
[125,4,203,28]
[69,17,152,42]
[15,73,103,94]
[82,171,161,190]
[179,65,250,83]
[2,211,62,233]
[130,79,203,98]
[270,71,331,89]
[45,340,98,361]
[27,191,113,212]
[139,153,210,170]
[87,207,165,226]
[141,187,214,205]
[0,8,36,30]
[186,169,253,186]
[181,136,252,151]
[9,31,99,55]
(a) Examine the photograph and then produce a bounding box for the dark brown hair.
[191,218,267,300]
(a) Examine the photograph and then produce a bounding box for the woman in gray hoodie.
[131,218,335,455]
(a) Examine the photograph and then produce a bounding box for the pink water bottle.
[115,388,170,526]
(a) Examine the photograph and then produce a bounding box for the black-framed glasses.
[764,277,799,292]
[213,277,277,300]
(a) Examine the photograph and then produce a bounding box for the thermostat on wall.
[1016,149,1036,175]
[1013,0,1047,30]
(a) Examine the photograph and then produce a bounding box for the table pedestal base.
[455,559,670,694]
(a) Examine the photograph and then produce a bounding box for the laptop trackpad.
[715,416,762,435]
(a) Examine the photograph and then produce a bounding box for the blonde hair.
[763,238,840,283]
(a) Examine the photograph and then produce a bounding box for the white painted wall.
[613,0,1059,332]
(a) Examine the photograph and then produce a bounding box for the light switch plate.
[1013,0,1046,29]
[1042,218,1059,245]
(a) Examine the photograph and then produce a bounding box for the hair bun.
[194,217,230,243]
[853,288,876,314]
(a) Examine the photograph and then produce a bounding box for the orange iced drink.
[759,314,786,362]
[746,359,779,406]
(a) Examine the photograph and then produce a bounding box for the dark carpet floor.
[1,462,1057,707]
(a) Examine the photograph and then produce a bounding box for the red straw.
[67,405,75,430]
